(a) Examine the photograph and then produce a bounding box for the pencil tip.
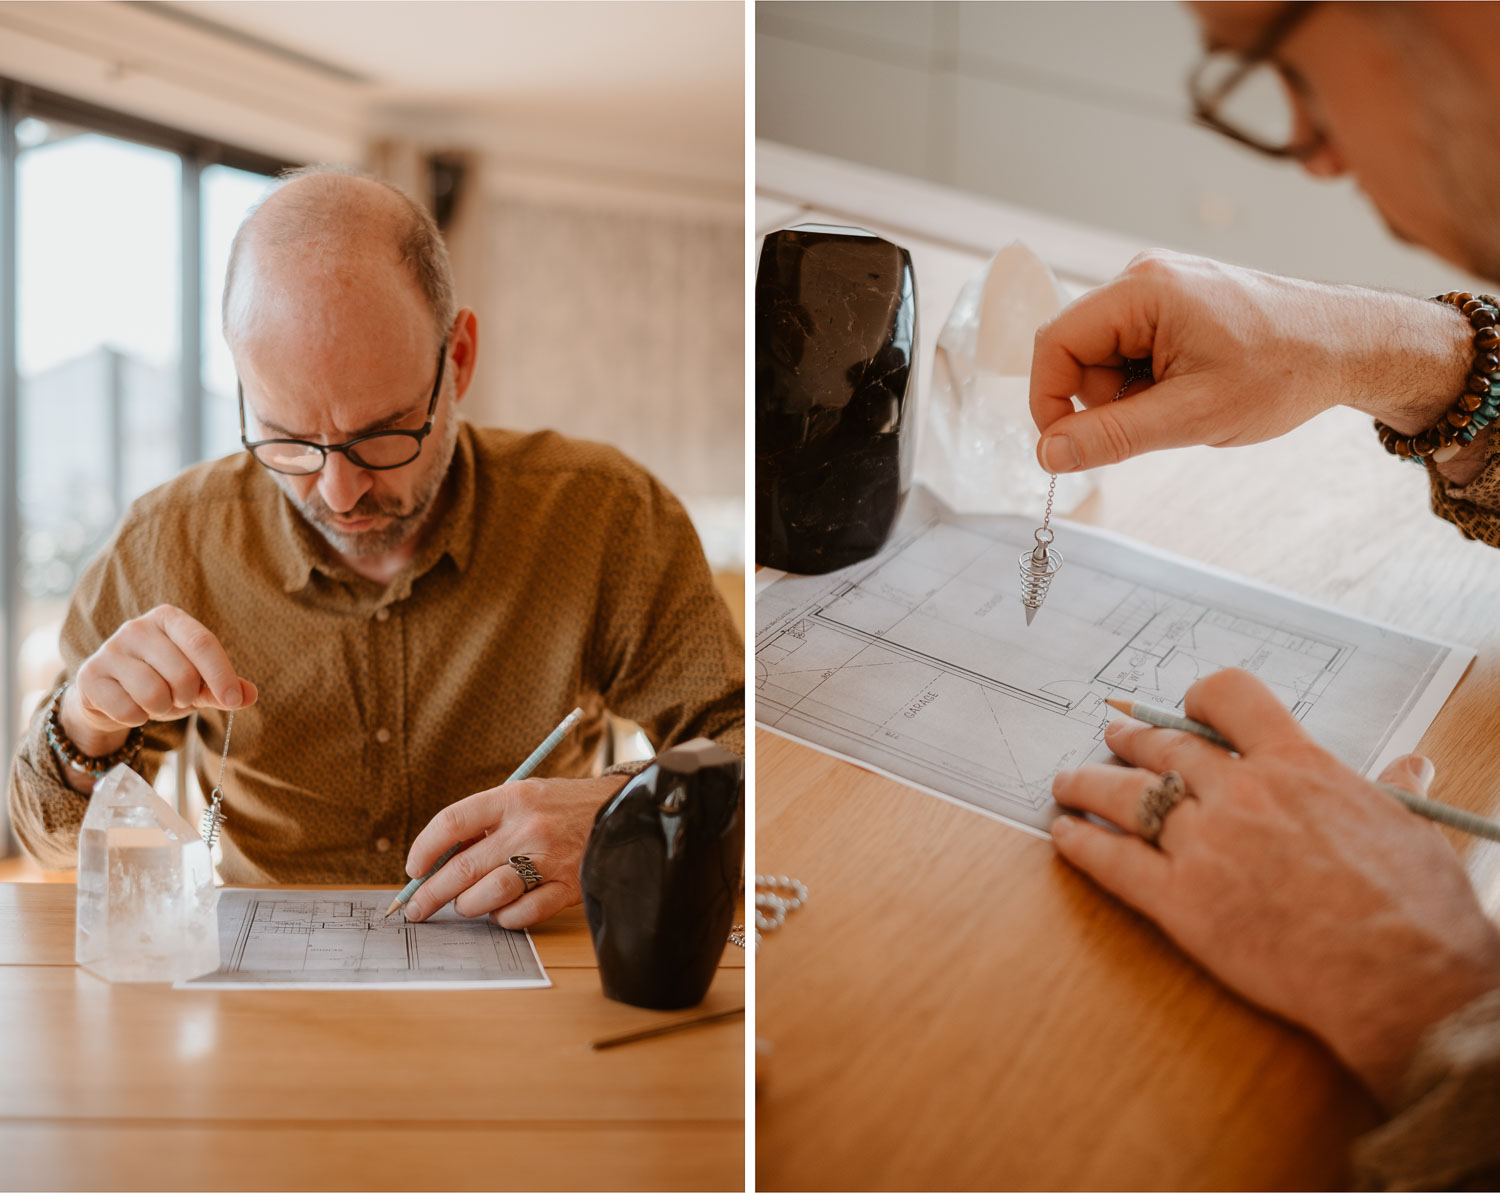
[1025,605,1036,626]
[383,899,402,918]
[1105,698,1129,714]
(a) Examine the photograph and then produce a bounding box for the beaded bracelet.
[44,683,144,779]
[1375,291,1500,463]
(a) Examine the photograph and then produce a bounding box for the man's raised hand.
[1029,249,1474,474]
[65,604,258,751]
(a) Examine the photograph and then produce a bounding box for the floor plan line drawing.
[756,492,1472,834]
[180,889,550,990]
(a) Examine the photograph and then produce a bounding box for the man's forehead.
[1186,2,1292,50]
[246,374,432,438]
[237,330,438,436]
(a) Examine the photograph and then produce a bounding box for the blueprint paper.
[756,489,1473,837]
[177,889,550,990]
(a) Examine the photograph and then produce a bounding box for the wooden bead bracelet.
[44,683,144,779]
[1374,291,1500,463]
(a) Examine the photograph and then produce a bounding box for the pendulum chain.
[199,709,234,847]
[1020,361,1149,623]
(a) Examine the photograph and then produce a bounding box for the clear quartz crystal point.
[75,765,219,982]
[919,242,1096,515]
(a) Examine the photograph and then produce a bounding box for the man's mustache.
[301,492,412,523]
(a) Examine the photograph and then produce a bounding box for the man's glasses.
[1188,1,1324,160]
[239,345,447,476]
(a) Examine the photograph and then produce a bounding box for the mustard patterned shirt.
[7,423,744,882]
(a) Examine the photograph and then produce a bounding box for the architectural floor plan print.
[179,889,550,990]
[757,493,1472,835]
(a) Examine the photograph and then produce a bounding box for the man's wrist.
[58,684,130,758]
[1347,293,1473,434]
[1328,950,1500,1110]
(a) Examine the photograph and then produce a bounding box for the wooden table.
[0,883,743,1191]
[754,145,1500,1190]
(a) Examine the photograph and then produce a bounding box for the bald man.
[7,167,743,929]
[1017,4,1500,1187]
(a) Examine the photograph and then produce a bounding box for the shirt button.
[375,837,392,853]
[375,727,392,744]
[374,607,390,622]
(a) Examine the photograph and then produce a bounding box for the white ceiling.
[162,1,745,185]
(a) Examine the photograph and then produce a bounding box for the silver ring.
[508,854,541,892]
[1137,770,1187,844]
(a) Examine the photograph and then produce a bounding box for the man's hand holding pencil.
[1049,667,1500,1110]
[399,772,629,928]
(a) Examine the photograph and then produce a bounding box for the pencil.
[1104,697,1500,843]
[384,707,585,917]
[590,1006,744,1050]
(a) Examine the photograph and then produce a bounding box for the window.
[0,81,295,853]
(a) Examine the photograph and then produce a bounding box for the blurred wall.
[484,195,742,510]
[757,1,1488,293]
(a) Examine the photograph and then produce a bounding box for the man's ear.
[449,308,479,405]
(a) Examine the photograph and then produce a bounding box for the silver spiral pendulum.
[200,709,234,847]
[1019,476,1063,626]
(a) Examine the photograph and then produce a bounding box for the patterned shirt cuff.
[1426,431,1500,545]
[1350,987,1500,1190]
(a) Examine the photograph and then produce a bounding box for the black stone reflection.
[756,224,918,574]
[580,739,744,1010]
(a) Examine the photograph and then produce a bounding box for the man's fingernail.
[1052,769,1074,794]
[1040,435,1080,473]
[224,685,242,708]
[1412,756,1436,786]
[1051,814,1075,838]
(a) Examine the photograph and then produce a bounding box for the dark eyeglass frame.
[1188,0,1323,160]
[239,344,448,475]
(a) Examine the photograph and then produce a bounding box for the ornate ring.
[1137,770,1188,844]
[508,855,542,892]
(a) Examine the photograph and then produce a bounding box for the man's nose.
[317,451,373,513]
[1299,138,1348,179]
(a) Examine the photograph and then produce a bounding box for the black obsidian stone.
[580,739,744,1010]
[756,224,918,574]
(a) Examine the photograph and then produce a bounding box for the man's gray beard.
[281,407,460,557]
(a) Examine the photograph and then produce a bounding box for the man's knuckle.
[449,851,484,886]
[1127,248,1172,277]
[183,629,217,660]
[1161,734,1205,773]
[1191,668,1235,703]
[137,677,173,714]
[168,664,198,694]
[436,806,465,838]
[1094,410,1137,463]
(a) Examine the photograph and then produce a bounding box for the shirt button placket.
[370,604,404,868]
